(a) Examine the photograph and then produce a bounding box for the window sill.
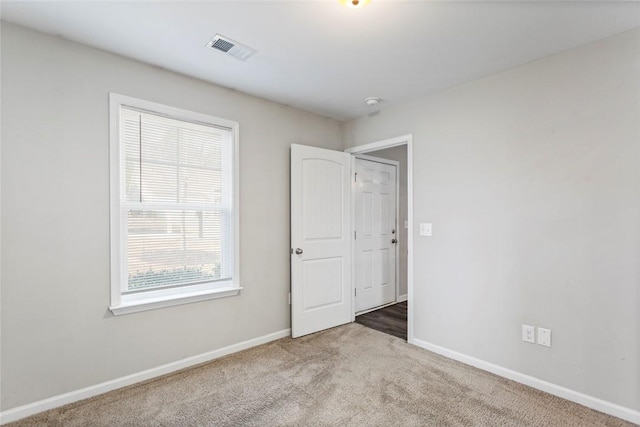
[109,287,242,316]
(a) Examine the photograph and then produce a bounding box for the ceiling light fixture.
[365,97,380,106]
[339,0,371,9]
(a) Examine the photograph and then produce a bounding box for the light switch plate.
[419,223,432,236]
[537,327,551,347]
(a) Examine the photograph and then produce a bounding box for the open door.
[291,144,352,338]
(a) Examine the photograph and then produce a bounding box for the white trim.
[109,93,239,130]
[397,294,408,303]
[349,154,357,322]
[345,134,410,154]
[346,134,414,344]
[412,338,640,425]
[109,287,243,316]
[108,92,241,314]
[109,94,122,307]
[0,329,291,425]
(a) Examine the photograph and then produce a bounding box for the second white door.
[354,157,397,313]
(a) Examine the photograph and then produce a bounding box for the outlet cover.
[522,324,535,343]
[538,327,551,347]
[419,223,432,236]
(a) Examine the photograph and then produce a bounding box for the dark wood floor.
[355,301,407,340]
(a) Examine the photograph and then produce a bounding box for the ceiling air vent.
[206,34,256,61]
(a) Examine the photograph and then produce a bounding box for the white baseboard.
[412,338,640,425]
[397,294,408,302]
[0,329,291,425]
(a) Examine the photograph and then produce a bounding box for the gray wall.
[344,29,640,411]
[3,19,639,416]
[0,23,342,410]
[365,146,408,298]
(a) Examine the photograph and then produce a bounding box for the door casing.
[289,135,414,342]
[345,135,414,344]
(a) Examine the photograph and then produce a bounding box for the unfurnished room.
[1,1,639,425]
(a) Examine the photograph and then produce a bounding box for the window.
[109,93,240,315]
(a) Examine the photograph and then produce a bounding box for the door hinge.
[290,248,293,255]
[288,292,291,305]
[354,288,357,297]
[354,173,357,182]
[354,230,357,240]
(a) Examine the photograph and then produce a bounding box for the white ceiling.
[2,1,640,121]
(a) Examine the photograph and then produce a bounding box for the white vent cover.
[206,34,256,61]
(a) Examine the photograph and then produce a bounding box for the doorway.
[355,301,407,340]
[350,144,409,340]
[353,155,399,314]
[290,134,414,344]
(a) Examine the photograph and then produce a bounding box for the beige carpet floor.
[9,323,636,426]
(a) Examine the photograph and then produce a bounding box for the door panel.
[302,159,343,240]
[302,257,343,310]
[291,144,352,338]
[354,158,397,313]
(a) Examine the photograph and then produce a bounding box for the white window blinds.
[119,107,234,293]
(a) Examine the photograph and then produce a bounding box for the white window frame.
[109,93,241,315]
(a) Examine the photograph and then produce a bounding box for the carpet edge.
[413,337,640,425]
[0,328,291,425]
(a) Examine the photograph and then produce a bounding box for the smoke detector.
[206,34,257,61]
[365,97,380,106]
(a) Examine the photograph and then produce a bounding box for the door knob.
[391,239,397,244]
[295,248,303,255]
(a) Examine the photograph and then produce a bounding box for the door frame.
[352,154,400,315]
[345,134,414,344]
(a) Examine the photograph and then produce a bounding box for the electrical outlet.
[522,324,535,343]
[419,223,432,236]
[537,327,551,347]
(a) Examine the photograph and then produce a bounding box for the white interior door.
[354,157,397,313]
[291,144,352,338]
